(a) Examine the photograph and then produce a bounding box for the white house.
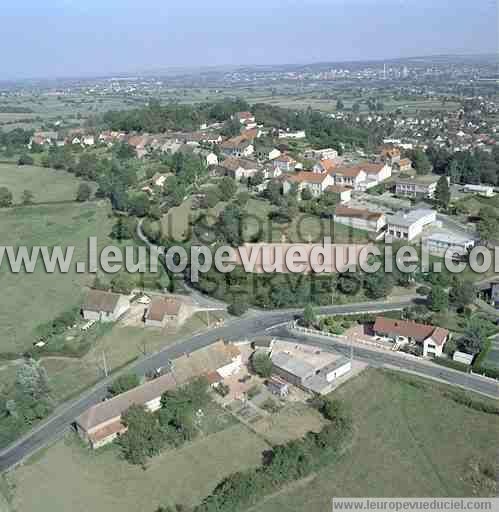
[255,146,281,161]
[206,152,219,166]
[395,175,444,199]
[304,148,338,160]
[82,135,95,146]
[334,205,386,233]
[386,209,436,241]
[423,231,475,257]
[221,136,254,157]
[278,130,306,140]
[221,157,259,180]
[325,185,352,203]
[282,171,334,198]
[82,290,130,323]
[273,154,297,173]
[331,162,391,191]
[463,184,495,197]
[374,317,449,358]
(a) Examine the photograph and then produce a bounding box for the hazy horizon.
[1,0,497,80]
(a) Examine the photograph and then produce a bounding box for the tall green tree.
[0,187,13,207]
[434,176,450,210]
[428,285,448,312]
[302,304,317,327]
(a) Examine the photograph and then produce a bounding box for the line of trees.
[156,397,352,512]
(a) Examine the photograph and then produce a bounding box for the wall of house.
[423,338,444,358]
[217,356,242,378]
[325,361,351,382]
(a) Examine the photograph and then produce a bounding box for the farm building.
[82,289,130,323]
[271,348,351,395]
[144,297,184,327]
[75,340,241,449]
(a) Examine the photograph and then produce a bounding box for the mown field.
[0,163,81,203]
[7,422,269,512]
[0,200,113,355]
[5,369,497,512]
[259,370,499,511]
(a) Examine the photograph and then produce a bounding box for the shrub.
[251,353,273,378]
[228,302,249,316]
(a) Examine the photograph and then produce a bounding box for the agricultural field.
[258,370,499,511]
[0,201,114,355]
[7,422,269,512]
[0,163,82,203]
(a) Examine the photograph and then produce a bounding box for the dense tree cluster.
[252,104,371,150]
[103,98,250,133]
[426,146,499,185]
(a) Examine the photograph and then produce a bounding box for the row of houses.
[76,340,243,448]
[82,289,185,327]
[281,161,392,198]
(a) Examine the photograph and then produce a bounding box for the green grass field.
[0,201,113,355]
[258,370,499,511]
[9,423,269,512]
[0,163,81,203]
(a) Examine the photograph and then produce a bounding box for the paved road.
[0,299,415,473]
[273,328,499,399]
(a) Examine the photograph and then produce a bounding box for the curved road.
[0,224,496,472]
[0,299,415,473]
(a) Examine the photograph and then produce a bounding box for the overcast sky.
[1,0,497,79]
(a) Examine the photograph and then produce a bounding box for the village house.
[423,231,475,257]
[278,129,306,140]
[385,208,436,241]
[373,316,449,358]
[313,159,337,175]
[394,174,442,199]
[379,146,401,166]
[75,340,242,449]
[144,297,185,327]
[325,185,352,203]
[255,145,281,161]
[396,157,413,172]
[205,151,219,166]
[273,154,298,173]
[220,135,254,158]
[271,348,351,395]
[233,111,256,128]
[304,148,338,160]
[463,184,495,197]
[334,205,386,234]
[331,162,391,191]
[221,157,260,180]
[82,135,95,146]
[282,170,334,198]
[82,289,130,323]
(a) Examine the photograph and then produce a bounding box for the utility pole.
[102,351,109,377]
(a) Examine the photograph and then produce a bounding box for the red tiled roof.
[147,297,181,321]
[88,420,127,444]
[318,159,337,172]
[373,317,448,346]
[287,171,329,184]
[335,205,384,221]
